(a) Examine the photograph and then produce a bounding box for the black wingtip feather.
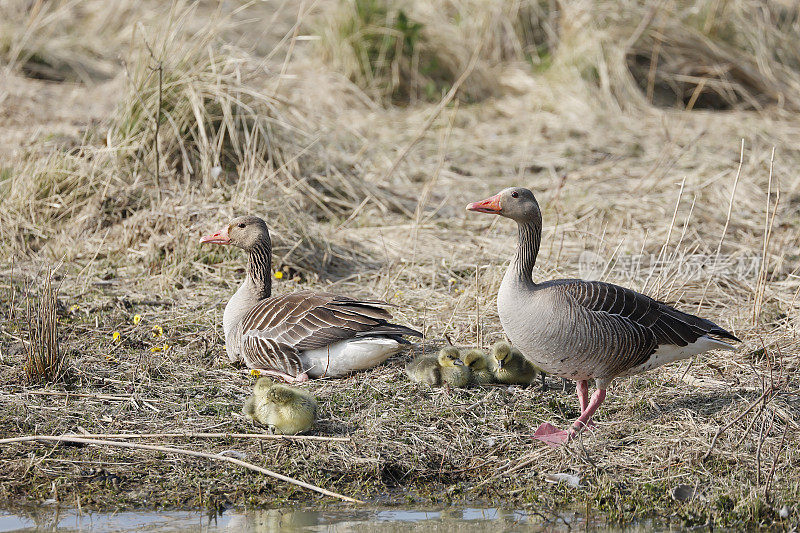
[658,304,740,343]
[356,324,423,339]
[710,328,741,343]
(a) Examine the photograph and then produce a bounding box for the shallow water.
[1,507,670,532]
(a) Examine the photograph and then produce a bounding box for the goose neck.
[247,239,272,300]
[512,219,541,284]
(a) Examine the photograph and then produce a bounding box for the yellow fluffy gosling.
[461,349,496,384]
[243,377,317,435]
[406,347,471,387]
[438,346,471,387]
[405,354,441,385]
[491,341,540,386]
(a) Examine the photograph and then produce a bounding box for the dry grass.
[0,0,145,82]
[315,0,557,104]
[21,268,67,384]
[0,0,799,528]
[624,1,800,111]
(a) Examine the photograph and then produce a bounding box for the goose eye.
[238,223,246,228]
[511,191,519,198]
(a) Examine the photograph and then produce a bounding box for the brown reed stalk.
[24,269,67,384]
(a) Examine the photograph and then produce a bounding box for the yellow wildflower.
[250,369,261,377]
[133,314,142,325]
[274,271,284,280]
[112,331,121,342]
[394,291,402,298]
[152,325,163,337]
[69,304,80,313]
[150,343,169,353]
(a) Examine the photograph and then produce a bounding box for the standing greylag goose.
[201,216,421,382]
[466,187,740,446]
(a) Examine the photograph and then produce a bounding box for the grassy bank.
[1,0,799,529]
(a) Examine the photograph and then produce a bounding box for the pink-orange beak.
[466,193,502,214]
[199,226,230,245]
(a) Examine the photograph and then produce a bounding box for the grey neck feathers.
[247,238,273,300]
[222,234,273,361]
[513,217,541,284]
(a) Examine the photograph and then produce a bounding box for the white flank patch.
[620,335,735,378]
[302,338,401,378]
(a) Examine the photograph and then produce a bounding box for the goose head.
[200,215,270,250]
[438,347,464,367]
[466,187,541,224]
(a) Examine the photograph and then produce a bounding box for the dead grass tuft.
[0,2,397,281]
[624,1,800,111]
[22,269,67,384]
[109,4,299,187]
[0,0,150,82]
[315,0,559,104]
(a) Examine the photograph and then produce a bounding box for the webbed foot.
[533,422,572,447]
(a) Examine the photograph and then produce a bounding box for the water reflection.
[223,507,537,532]
[0,506,663,532]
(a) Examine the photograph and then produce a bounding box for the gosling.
[406,347,470,387]
[243,377,317,435]
[438,346,471,387]
[491,341,540,386]
[405,353,441,385]
[461,349,496,385]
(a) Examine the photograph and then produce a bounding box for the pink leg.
[571,388,606,432]
[255,369,309,383]
[533,388,607,447]
[576,380,589,412]
[575,380,595,428]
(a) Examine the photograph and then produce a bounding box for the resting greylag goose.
[201,216,421,382]
[467,187,740,445]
